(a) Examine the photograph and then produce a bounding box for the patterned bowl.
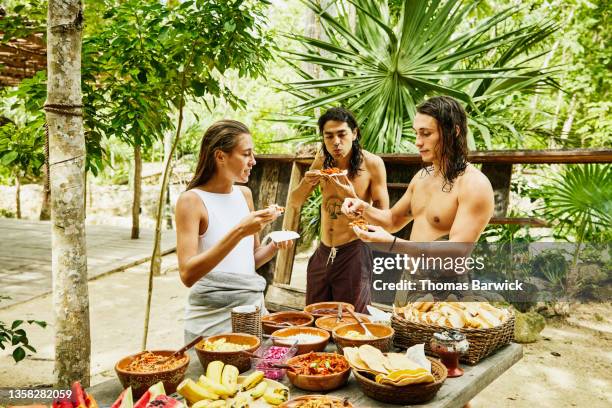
[115,350,189,398]
[195,333,260,373]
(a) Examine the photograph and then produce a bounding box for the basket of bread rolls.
[391,294,515,364]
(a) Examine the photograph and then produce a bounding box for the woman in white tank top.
[175,120,293,341]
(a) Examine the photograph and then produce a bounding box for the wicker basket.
[353,357,447,405]
[231,306,262,340]
[391,313,515,364]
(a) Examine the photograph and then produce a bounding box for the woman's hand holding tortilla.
[353,224,395,243]
[238,208,278,237]
[341,197,368,219]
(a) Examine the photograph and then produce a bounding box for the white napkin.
[366,305,392,324]
[232,305,257,313]
[405,344,431,373]
[262,230,300,245]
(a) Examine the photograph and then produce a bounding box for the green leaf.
[1,151,19,165]
[12,347,26,363]
[11,320,23,330]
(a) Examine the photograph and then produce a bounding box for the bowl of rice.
[271,327,330,355]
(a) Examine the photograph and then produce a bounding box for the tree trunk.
[15,174,21,219]
[163,132,173,230]
[143,93,186,350]
[561,95,577,141]
[46,0,90,387]
[131,144,142,239]
[40,131,51,220]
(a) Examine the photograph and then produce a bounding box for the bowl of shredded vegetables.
[285,352,351,391]
[115,350,189,398]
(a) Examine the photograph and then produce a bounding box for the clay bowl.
[279,395,354,408]
[304,302,355,318]
[195,333,260,373]
[285,352,351,392]
[333,322,395,353]
[271,326,330,355]
[315,314,371,334]
[261,311,314,335]
[115,350,189,398]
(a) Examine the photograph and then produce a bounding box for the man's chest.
[411,180,458,230]
[320,173,371,219]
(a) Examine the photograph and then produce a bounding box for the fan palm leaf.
[282,0,559,152]
[537,164,612,242]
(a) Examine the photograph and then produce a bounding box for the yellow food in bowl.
[202,338,250,352]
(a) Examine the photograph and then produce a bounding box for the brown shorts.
[306,240,372,313]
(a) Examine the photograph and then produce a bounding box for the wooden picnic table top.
[89,342,522,407]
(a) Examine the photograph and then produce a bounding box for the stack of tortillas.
[394,294,511,329]
[344,345,435,386]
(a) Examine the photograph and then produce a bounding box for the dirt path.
[1,255,610,407]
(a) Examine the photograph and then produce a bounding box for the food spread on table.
[105,299,518,406]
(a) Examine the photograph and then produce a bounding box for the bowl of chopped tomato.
[115,350,189,398]
[285,352,351,391]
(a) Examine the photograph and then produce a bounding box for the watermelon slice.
[145,395,184,408]
[133,382,166,408]
[71,381,88,408]
[111,387,133,408]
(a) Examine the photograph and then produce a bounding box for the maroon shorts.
[305,239,373,313]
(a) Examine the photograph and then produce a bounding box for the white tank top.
[188,186,255,276]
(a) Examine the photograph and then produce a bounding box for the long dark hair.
[186,119,251,190]
[318,107,363,179]
[416,96,468,190]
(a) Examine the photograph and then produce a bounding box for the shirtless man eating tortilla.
[288,107,389,313]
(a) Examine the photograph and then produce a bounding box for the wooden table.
[89,343,522,407]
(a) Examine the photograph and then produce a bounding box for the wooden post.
[273,162,306,285]
[258,161,281,238]
[481,164,513,217]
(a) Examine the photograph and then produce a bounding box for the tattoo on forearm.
[372,200,381,209]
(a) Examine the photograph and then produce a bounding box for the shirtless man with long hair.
[342,96,494,264]
[288,107,389,313]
